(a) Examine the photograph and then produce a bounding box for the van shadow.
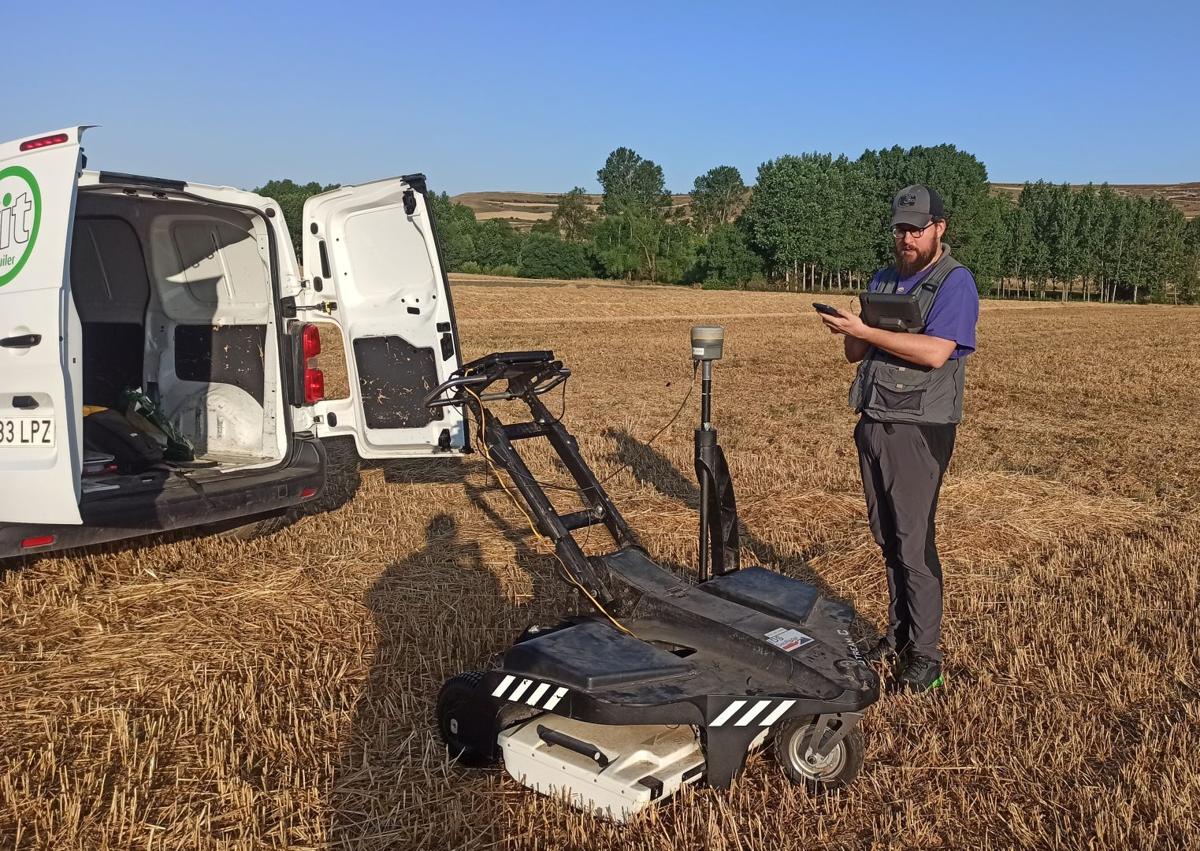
[602,427,847,609]
[302,435,472,517]
[327,482,566,847]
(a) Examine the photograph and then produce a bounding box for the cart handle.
[423,361,571,410]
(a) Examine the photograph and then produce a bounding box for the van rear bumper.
[0,436,325,560]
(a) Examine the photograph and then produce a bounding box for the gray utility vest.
[849,246,967,425]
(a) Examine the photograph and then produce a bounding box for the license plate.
[0,417,55,447]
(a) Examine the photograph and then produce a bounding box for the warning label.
[765,627,814,652]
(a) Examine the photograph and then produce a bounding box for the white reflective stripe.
[543,686,569,710]
[759,699,796,727]
[508,678,534,702]
[735,700,773,727]
[526,682,551,706]
[711,700,747,727]
[491,675,515,698]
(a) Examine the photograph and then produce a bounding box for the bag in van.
[83,408,164,473]
[120,387,196,462]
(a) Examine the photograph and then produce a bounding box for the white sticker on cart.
[765,627,814,652]
[491,676,570,710]
[710,698,798,727]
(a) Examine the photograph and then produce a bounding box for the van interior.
[70,187,288,494]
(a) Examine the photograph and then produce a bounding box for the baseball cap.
[891,185,945,228]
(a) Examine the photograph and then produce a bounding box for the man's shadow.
[603,427,849,614]
[329,480,573,846]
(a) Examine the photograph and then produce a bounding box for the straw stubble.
[1,282,1197,850]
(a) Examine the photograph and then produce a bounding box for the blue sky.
[9,1,1198,195]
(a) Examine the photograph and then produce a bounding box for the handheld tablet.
[858,292,926,332]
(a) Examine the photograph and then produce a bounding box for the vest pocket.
[867,362,930,414]
[870,383,925,414]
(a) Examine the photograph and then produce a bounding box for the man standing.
[819,185,979,692]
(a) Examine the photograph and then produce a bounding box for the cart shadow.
[603,427,862,623]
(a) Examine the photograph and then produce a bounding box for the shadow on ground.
[603,427,846,603]
[327,476,570,847]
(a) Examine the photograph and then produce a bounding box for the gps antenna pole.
[692,326,723,583]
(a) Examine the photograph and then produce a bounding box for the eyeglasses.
[892,221,937,240]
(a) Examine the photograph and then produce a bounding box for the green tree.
[253,179,340,256]
[1100,190,1134,300]
[473,219,522,268]
[1001,188,1033,296]
[1182,216,1200,303]
[590,213,642,280]
[1020,181,1055,296]
[427,191,478,270]
[693,222,763,286]
[591,147,693,282]
[550,187,597,242]
[1049,183,1082,300]
[1073,185,1104,299]
[690,166,748,234]
[517,232,591,279]
[741,154,825,286]
[742,153,875,289]
[597,148,670,214]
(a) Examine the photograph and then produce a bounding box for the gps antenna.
[691,326,738,582]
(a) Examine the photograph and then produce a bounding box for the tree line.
[256,148,1200,303]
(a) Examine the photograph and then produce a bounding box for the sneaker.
[896,653,945,692]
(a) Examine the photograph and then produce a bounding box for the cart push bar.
[424,351,635,608]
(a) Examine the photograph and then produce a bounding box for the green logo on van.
[0,166,41,287]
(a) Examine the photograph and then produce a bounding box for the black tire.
[436,671,499,767]
[773,716,864,793]
[209,511,293,541]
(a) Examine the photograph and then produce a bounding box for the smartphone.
[813,302,841,317]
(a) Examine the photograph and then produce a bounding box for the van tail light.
[20,133,69,151]
[289,322,325,406]
[302,323,321,359]
[304,367,325,404]
[21,534,56,549]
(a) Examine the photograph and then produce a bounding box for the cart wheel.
[773,717,864,792]
[436,671,498,767]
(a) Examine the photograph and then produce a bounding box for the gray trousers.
[854,417,956,662]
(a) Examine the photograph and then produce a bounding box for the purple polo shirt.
[868,264,979,359]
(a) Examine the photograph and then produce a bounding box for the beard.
[895,239,940,278]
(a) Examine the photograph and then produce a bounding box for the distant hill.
[452,183,1199,229]
[991,183,1200,219]
[449,191,690,230]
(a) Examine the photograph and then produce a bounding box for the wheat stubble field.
[2,282,1198,850]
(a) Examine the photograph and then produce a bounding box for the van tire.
[209,511,293,541]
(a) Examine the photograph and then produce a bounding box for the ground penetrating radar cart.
[426,328,878,821]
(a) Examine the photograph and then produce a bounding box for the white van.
[0,126,467,558]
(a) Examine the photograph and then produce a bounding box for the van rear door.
[0,128,86,525]
[301,176,466,459]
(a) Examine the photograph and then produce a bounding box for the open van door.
[0,128,86,524]
[301,176,466,459]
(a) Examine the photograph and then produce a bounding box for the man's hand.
[820,307,957,369]
[819,307,868,339]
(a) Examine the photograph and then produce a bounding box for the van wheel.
[209,511,293,541]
